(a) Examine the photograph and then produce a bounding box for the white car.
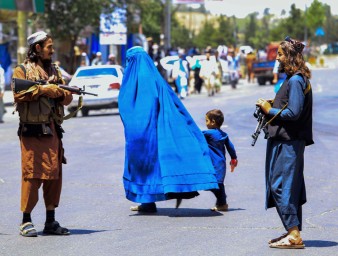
[67,65,123,116]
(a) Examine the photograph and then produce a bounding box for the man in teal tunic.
[256,36,313,249]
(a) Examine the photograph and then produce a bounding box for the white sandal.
[20,222,37,237]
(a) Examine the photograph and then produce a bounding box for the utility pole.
[17,11,27,64]
[304,5,308,43]
[164,0,171,51]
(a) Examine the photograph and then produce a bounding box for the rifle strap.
[63,96,83,120]
[265,103,288,126]
[40,96,83,124]
[19,64,27,79]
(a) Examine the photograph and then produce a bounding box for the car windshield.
[76,68,118,78]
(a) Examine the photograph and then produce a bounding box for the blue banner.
[0,43,12,71]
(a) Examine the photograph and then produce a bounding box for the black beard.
[39,56,52,69]
[278,62,285,73]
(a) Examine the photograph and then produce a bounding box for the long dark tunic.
[265,73,313,230]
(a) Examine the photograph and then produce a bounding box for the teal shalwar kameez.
[266,73,313,231]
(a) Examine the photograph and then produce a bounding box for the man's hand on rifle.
[39,84,69,98]
[256,98,272,115]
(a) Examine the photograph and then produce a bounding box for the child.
[203,109,238,211]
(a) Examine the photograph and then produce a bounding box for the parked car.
[324,42,338,55]
[67,65,123,116]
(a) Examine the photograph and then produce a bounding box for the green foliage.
[213,15,235,46]
[125,0,164,41]
[40,0,338,55]
[323,5,338,43]
[194,21,217,49]
[43,0,116,40]
[306,0,326,36]
[244,13,258,45]
[171,20,194,49]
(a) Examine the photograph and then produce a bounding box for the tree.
[305,0,326,43]
[323,5,338,43]
[194,20,217,50]
[212,15,235,47]
[125,0,186,49]
[244,13,259,47]
[41,0,116,72]
[270,4,305,42]
[125,0,164,41]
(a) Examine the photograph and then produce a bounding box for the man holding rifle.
[11,31,74,237]
[256,36,313,249]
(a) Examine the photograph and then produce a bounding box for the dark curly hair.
[206,109,224,128]
[279,37,311,79]
[25,35,52,63]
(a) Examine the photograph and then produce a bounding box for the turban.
[27,31,48,46]
[285,36,305,53]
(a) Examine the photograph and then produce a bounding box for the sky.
[202,0,338,18]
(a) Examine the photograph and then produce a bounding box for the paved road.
[0,67,337,256]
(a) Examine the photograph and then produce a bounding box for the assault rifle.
[12,78,98,96]
[251,102,288,146]
[251,106,268,146]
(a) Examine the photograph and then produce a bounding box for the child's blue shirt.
[202,128,237,183]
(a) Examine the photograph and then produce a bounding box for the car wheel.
[81,108,89,117]
[257,77,266,85]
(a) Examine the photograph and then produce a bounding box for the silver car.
[67,65,123,116]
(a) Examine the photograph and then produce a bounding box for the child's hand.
[230,159,238,173]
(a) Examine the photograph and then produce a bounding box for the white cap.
[178,48,185,55]
[96,52,102,56]
[27,31,48,46]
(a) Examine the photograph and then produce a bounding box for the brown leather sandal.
[269,235,305,249]
[268,233,288,244]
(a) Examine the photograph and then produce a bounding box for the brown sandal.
[269,235,305,249]
[268,233,288,244]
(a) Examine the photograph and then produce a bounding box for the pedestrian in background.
[12,31,73,237]
[214,51,223,93]
[246,51,256,83]
[191,58,203,94]
[106,53,117,65]
[256,36,313,249]
[238,49,247,81]
[171,49,189,99]
[0,64,5,123]
[199,50,218,96]
[202,109,238,211]
[91,51,103,66]
[118,46,218,213]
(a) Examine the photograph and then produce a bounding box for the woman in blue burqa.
[119,46,218,212]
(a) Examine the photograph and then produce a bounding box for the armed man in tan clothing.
[12,31,73,237]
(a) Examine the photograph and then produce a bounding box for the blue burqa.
[119,46,218,203]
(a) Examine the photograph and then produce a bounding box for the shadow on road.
[304,240,338,248]
[40,229,110,235]
[129,207,245,218]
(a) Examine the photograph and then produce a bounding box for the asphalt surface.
[1,61,338,256]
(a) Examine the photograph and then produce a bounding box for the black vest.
[267,73,314,146]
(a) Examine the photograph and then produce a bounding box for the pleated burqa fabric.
[119,46,218,203]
